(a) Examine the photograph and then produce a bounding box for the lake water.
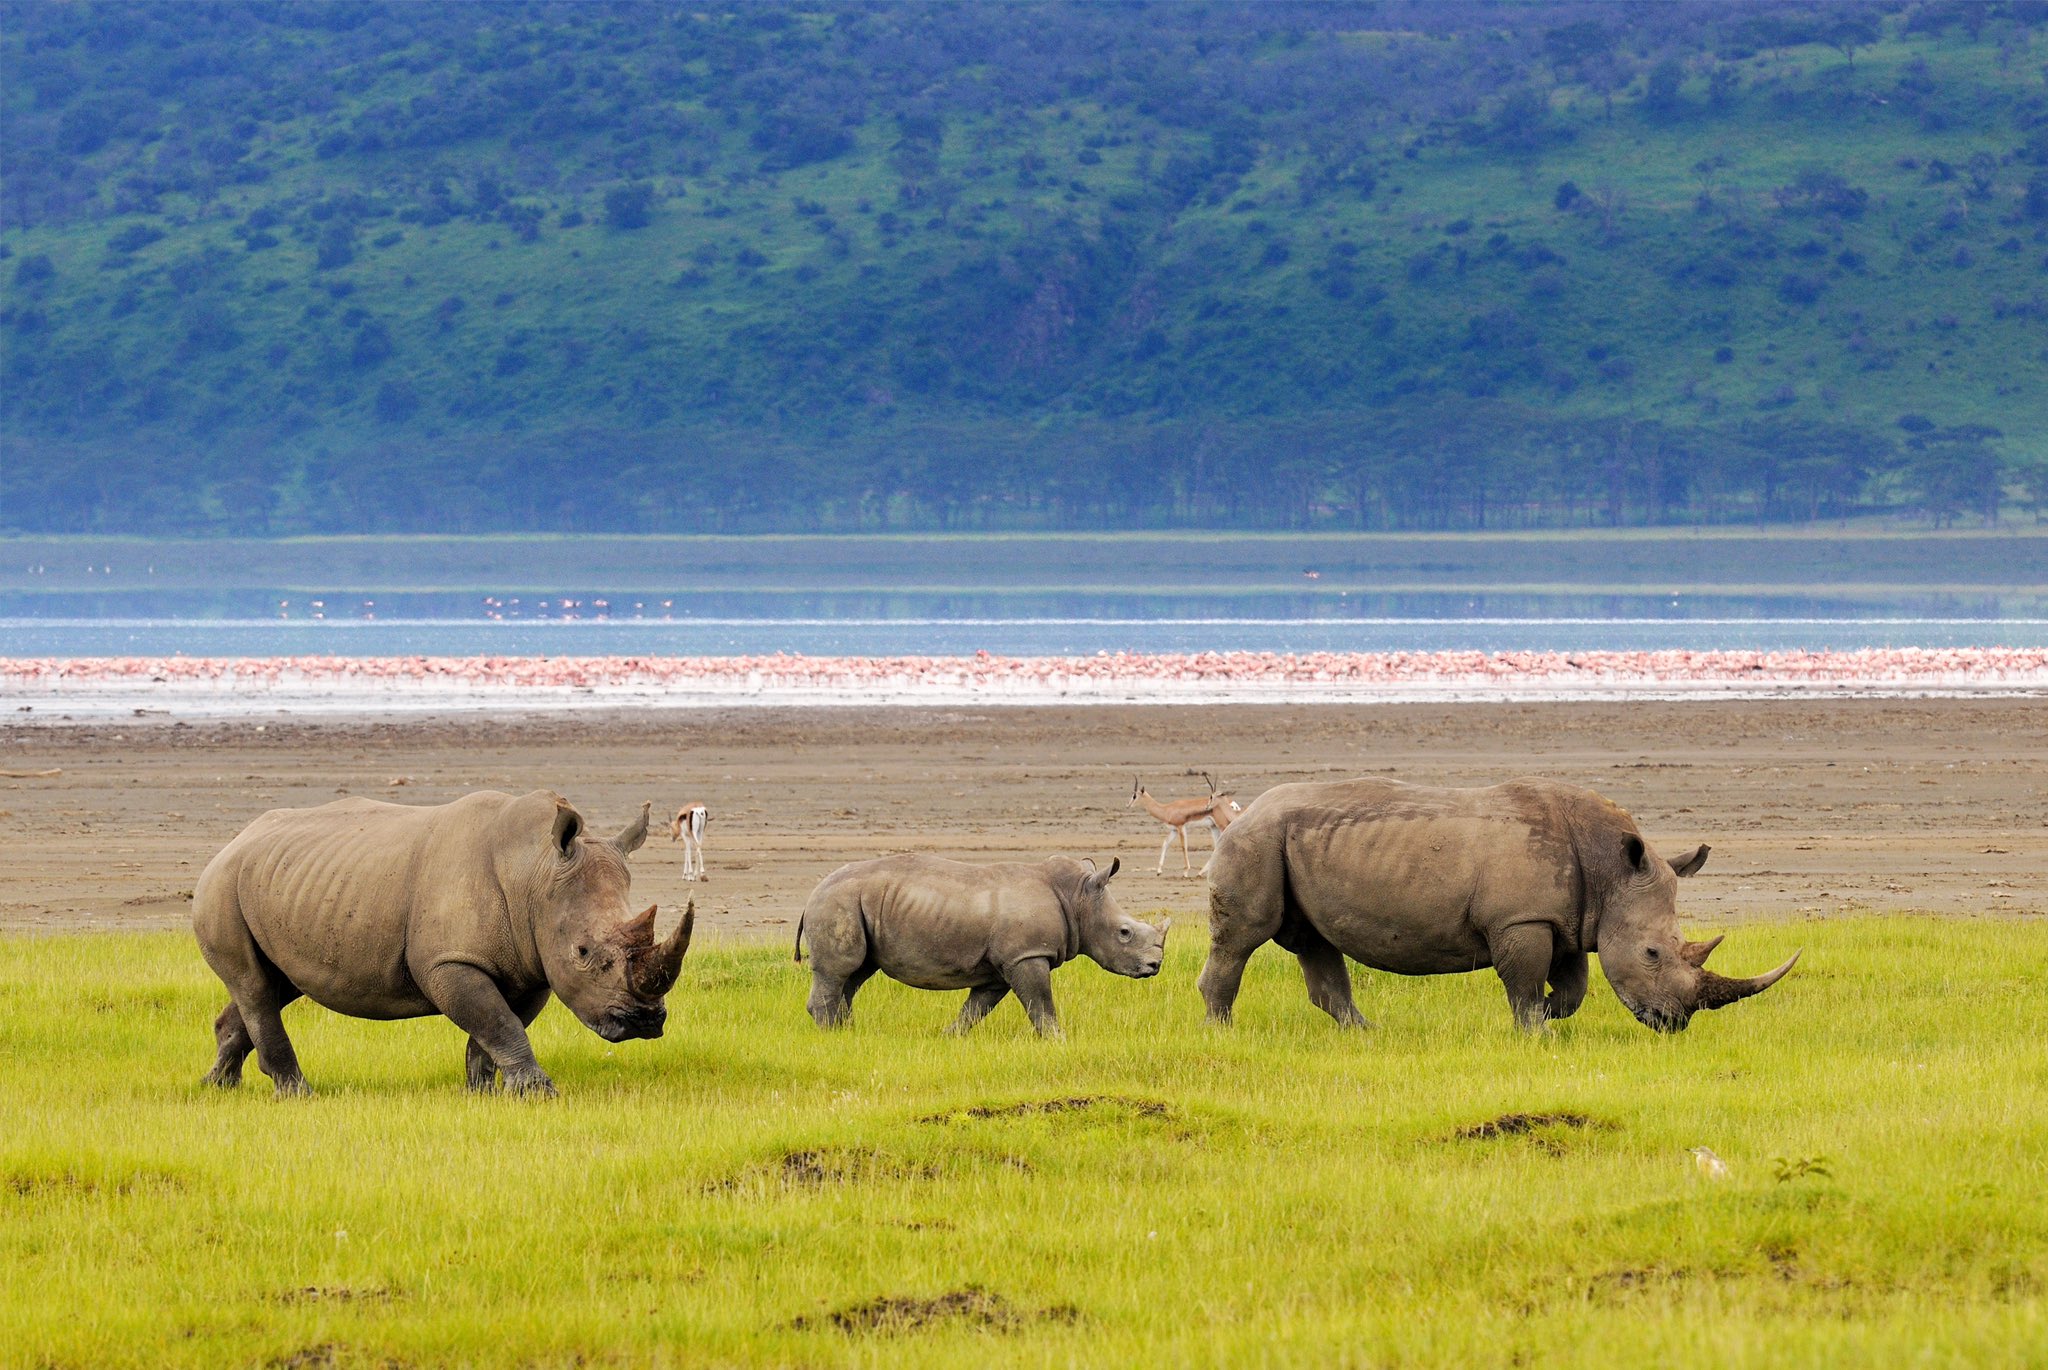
[6,610,2045,658]
[6,530,2044,657]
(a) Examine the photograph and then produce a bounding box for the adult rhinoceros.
[1201,777,1797,1033]
[192,790,692,1096]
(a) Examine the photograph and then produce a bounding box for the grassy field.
[3,917,2044,1367]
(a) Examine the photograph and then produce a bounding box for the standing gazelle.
[1130,773,1241,877]
[669,803,709,881]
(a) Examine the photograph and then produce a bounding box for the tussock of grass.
[2,918,2043,1366]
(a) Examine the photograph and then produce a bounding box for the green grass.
[3,918,2045,1366]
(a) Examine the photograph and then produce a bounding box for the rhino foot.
[502,1068,559,1098]
[271,1077,314,1099]
[202,1065,242,1089]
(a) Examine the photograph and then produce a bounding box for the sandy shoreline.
[3,698,2041,943]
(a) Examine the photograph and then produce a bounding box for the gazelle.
[1130,773,1241,877]
[669,803,709,881]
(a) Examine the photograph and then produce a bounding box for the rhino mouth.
[596,1006,667,1041]
[1626,1002,1691,1033]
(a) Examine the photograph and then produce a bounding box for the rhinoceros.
[192,790,692,1096]
[795,854,1167,1037]
[1201,777,1798,1033]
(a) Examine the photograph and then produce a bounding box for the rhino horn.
[611,802,651,855]
[1696,949,1801,1010]
[1679,933,1725,967]
[620,902,659,943]
[1158,916,1173,940]
[634,901,694,997]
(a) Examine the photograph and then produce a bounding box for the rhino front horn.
[636,901,695,998]
[1696,949,1801,1011]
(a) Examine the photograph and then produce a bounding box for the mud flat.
[2,698,2040,938]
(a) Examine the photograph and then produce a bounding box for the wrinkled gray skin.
[796,854,1168,1038]
[192,790,692,1097]
[1202,778,1798,1033]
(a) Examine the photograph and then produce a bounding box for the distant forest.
[3,0,2047,534]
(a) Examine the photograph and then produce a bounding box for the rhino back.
[837,855,1066,989]
[1260,779,1583,974]
[199,793,516,1018]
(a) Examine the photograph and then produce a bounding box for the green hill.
[3,1,2047,534]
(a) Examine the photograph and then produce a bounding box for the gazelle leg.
[1179,826,1193,876]
[1157,829,1175,875]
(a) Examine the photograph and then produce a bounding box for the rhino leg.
[197,922,311,1096]
[1292,937,1370,1030]
[945,982,1011,1037]
[1004,957,1062,1039]
[425,964,555,1097]
[1199,882,1283,1027]
[466,987,550,1091]
[808,964,876,1028]
[204,997,298,1089]
[1491,924,1557,1033]
[1545,949,1590,1021]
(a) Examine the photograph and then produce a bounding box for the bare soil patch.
[793,1287,1078,1335]
[4,698,2043,938]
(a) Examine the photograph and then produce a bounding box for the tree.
[1825,14,1882,70]
[1644,57,1686,118]
[603,182,655,230]
[1902,426,2006,526]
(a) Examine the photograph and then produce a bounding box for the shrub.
[350,320,394,369]
[108,224,165,254]
[1777,273,1825,305]
[603,183,655,230]
[12,254,55,289]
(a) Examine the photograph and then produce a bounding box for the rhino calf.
[1203,777,1798,1033]
[192,791,692,1096]
[796,855,1166,1037]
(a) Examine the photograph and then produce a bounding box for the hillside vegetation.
[4,1,2048,534]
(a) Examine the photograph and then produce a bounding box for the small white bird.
[1689,1146,1730,1180]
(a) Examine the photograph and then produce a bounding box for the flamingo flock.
[2,648,2045,708]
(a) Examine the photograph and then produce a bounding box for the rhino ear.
[1624,836,1646,872]
[551,801,583,857]
[611,801,651,856]
[1668,844,1709,878]
[1087,856,1121,889]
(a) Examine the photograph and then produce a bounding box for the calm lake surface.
[6,605,2045,658]
[6,532,2044,656]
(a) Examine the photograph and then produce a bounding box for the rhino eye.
[1645,947,1661,963]
[1117,926,1132,942]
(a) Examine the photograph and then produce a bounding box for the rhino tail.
[794,908,806,963]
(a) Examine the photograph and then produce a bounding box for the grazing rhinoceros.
[1201,777,1798,1033]
[192,791,692,1096]
[795,855,1167,1037]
